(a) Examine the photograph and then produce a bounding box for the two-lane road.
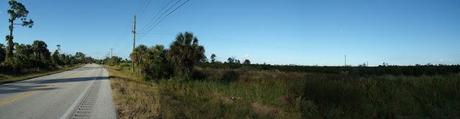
[0,64,116,119]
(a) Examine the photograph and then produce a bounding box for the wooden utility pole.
[344,55,347,67]
[132,15,136,72]
[110,48,113,57]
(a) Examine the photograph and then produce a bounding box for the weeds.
[108,65,460,119]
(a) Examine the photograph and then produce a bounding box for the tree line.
[125,32,206,80]
[103,32,256,80]
[0,40,93,73]
[1,0,92,73]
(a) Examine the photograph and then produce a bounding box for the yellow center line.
[0,85,53,106]
[0,91,35,106]
[65,71,83,79]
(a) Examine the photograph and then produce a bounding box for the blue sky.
[0,0,459,66]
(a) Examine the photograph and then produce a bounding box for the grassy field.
[0,64,82,84]
[107,64,460,118]
[107,65,161,119]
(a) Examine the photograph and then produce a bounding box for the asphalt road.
[0,64,116,119]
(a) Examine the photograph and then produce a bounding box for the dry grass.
[107,66,160,119]
[106,64,460,118]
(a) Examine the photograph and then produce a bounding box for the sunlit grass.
[107,65,160,119]
[108,64,460,118]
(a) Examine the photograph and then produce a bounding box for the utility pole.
[110,48,113,57]
[132,15,136,72]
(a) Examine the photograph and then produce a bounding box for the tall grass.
[159,68,460,118]
[108,64,460,118]
[297,74,460,118]
[107,65,160,119]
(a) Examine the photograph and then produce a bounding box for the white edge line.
[60,79,95,119]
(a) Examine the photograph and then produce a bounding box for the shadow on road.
[0,76,108,95]
[72,66,104,72]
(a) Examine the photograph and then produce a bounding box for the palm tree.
[167,32,205,78]
[130,45,148,73]
[210,54,216,63]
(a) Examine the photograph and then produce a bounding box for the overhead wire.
[142,0,190,37]
[141,0,183,32]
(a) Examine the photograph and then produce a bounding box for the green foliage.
[5,0,33,62]
[0,44,5,63]
[7,41,52,68]
[130,45,172,80]
[201,63,460,76]
[31,40,52,67]
[167,32,206,78]
[131,44,148,68]
[121,31,460,118]
[105,56,122,66]
[210,53,216,63]
[1,40,89,74]
[243,59,251,65]
[158,69,304,118]
[52,50,63,65]
[7,0,34,26]
[130,32,205,80]
[74,52,86,63]
[296,74,460,118]
[143,45,172,80]
[226,57,240,64]
[156,67,460,118]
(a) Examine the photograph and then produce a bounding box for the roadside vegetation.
[104,32,460,118]
[0,64,82,84]
[1,0,92,82]
[106,64,160,119]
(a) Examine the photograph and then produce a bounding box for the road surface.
[0,64,116,119]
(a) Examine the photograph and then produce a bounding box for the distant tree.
[226,57,240,64]
[227,57,235,64]
[243,59,251,65]
[75,52,86,63]
[31,40,51,66]
[143,45,172,79]
[130,44,148,69]
[0,44,5,63]
[52,50,62,65]
[5,0,34,62]
[167,32,205,78]
[358,63,367,67]
[210,53,216,63]
[61,54,73,65]
[13,43,33,68]
[107,56,122,66]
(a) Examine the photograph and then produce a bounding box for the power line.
[138,0,153,16]
[138,0,188,40]
[141,0,182,31]
[134,0,148,15]
[142,0,190,36]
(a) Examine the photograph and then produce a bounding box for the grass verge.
[106,65,160,119]
[106,64,460,118]
[0,64,83,84]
